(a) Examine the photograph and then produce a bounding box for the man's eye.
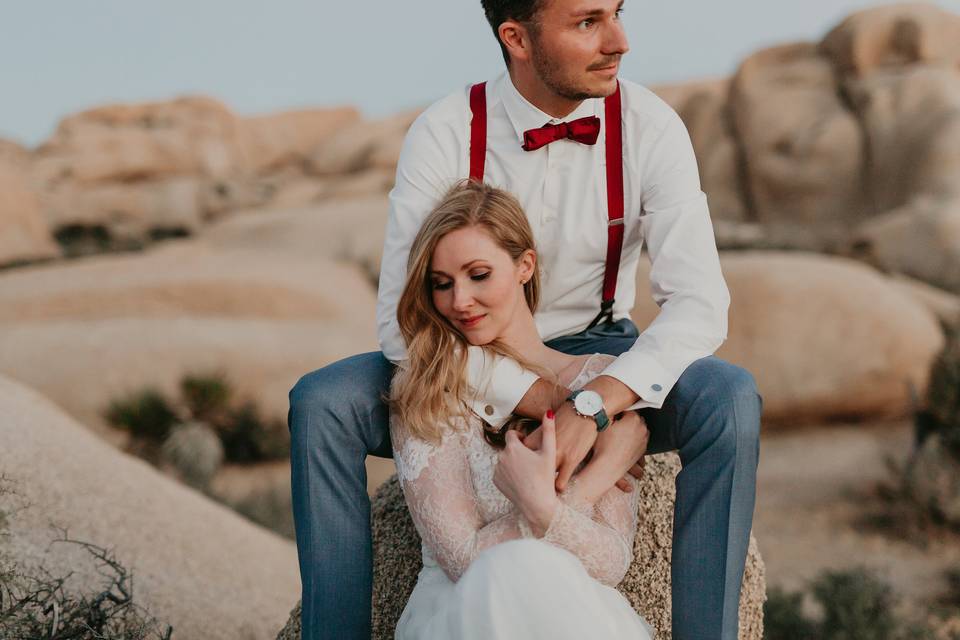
[578,18,594,29]
[471,272,491,282]
[432,281,453,291]
[615,8,624,19]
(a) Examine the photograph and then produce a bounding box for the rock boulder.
[632,252,945,424]
[0,373,300,640]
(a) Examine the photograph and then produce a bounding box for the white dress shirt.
[376,71,730,428]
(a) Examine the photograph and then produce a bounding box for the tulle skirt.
[395,539,654,639]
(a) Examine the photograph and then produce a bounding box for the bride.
[388,179,654,639]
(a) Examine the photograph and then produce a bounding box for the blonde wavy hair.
[389,180,553,445]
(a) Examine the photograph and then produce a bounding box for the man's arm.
[599,109,729,411]
[549,109,730,491]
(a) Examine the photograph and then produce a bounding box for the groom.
[289,0,761,638]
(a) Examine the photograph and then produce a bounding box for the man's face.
[526,0,630,100]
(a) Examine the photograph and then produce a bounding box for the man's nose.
[602,20,629,56]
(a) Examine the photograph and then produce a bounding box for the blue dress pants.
[288,318,761,639]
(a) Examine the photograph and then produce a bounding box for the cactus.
[160,421,224,491]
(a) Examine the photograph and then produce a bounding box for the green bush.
[180,371,232,423]
[216,400,289,463]
[925,320,960,457]
[811,568,898,640]
[763,586,817,640]
[764,568,938,640]
[103,373,289,465]
[104,389,178,441]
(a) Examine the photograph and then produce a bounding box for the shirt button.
[484,405,495,416]
[651,384,663,392]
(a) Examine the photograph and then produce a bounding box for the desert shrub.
[180,371,232,423]
[938,567,960,609]
[103,373,288,465]
[812,568,898,640]
[925,320,960,457]
[216,400,289,463]
[764,586,817,640]
[0,475,173,639]
[764,568,937,640]
[54,224,123,258]
[104,389,178,441]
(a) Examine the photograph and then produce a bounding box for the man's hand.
[520,374,643,492]
[522,399,598,492]
[564,411,650,506]
[592,411,649,486]
[614,458,647,493]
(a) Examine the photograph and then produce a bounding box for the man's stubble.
[527,28,617,102]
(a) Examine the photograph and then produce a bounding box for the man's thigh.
[288,350,396,458]
[544,318,639,357]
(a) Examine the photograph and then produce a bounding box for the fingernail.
[546,409,555,419]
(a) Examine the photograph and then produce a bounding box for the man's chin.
[571,76,619,100]
[591,75,620,97]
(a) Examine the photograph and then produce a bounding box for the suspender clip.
[608,218,624,227]
[585,299,616,331]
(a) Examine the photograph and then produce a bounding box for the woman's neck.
[498,308,578,377]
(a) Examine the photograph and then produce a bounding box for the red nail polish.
[546,409,555,419]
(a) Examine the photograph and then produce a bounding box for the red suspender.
[469,82,487,181]
[468,81,624,329]
[591,81,624,329]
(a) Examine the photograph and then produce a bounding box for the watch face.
[574,390,603,416]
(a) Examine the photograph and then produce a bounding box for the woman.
[389,180,654,639]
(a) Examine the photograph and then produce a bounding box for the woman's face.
[430,225,534,346]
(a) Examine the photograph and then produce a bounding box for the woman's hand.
[493,410,561,537]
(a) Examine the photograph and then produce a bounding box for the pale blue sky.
[2,0,958,147]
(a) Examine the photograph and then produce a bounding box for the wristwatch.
[566,389,610,432]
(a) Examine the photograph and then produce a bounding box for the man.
[288,1,761,638]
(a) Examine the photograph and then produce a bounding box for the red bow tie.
[521,116,601,151]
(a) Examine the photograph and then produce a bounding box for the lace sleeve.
[516,475,642,587]
[389,415,525,583]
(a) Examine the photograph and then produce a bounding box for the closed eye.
[471,272,490,282]
[432,281,452,291]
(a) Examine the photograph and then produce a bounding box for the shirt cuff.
[600,351,676,411]
[465,346,540,428]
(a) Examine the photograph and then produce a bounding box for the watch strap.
[566,390,611,432]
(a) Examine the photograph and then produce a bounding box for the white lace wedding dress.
[390,353,654,639]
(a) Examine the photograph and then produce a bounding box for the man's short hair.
[481,0,545,66]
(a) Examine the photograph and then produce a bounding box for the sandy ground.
[755,419,960,609]
[365,419,960,610]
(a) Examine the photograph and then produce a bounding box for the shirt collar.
[496,71,602,145]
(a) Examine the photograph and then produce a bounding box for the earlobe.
[519,258,535,286]
[499,22,529,63]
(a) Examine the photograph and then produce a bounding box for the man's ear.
[499,20,532,65]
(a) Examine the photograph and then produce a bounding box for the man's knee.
[682,357,761,410]
[287,352,393,447]
[680,358,762,453]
